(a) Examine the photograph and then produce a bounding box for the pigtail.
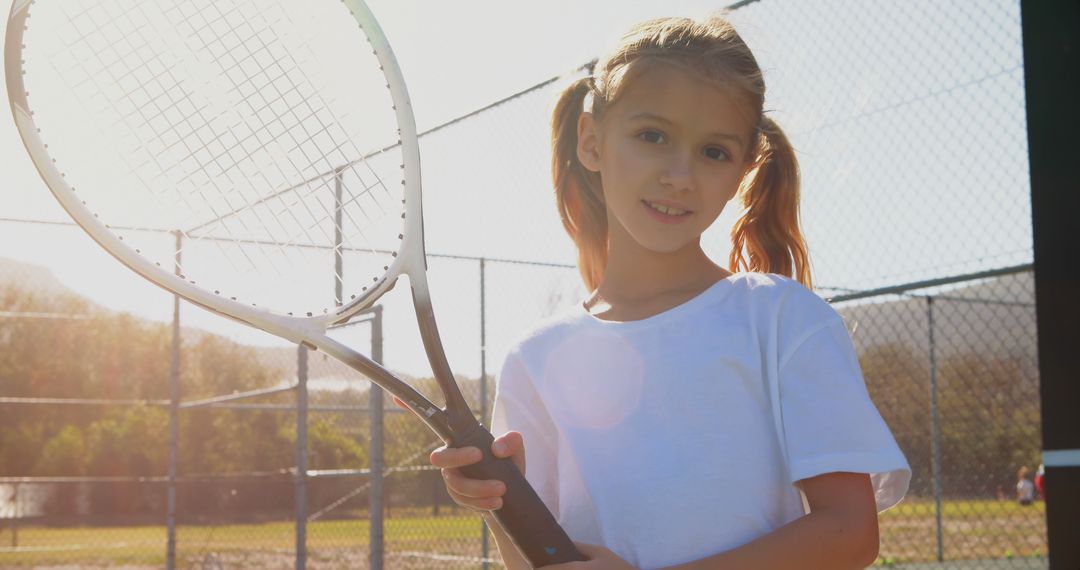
[551,77,608,291]
[729,117,813,288]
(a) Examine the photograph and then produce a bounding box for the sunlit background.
[1,0,1043,568]
[1,0,1030,380]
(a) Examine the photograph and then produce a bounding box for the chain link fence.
[0,0,1045,568]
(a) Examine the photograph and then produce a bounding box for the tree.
[34,425,88,516]
[858,342,932,496]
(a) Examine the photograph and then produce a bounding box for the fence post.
[167,231,181,570]
[370,305,385,570]
[11,482,18,548]
[479,258,491,570]
[926,296,944,562]
[296,346,309,570]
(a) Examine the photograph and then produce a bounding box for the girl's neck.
[585,242,731,320]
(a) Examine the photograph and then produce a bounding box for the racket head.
[6,0,426,341]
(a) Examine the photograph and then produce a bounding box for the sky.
[0,0,1031,385]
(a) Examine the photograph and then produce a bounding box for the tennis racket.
[5,0,582,565]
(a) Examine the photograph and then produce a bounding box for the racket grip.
[454,427,585,567]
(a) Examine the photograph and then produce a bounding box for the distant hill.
[834,270,1037,371]
[0,257,100,305]
[0,256,399,389]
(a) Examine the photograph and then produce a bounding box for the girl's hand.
[396,397,525,512]
[547,542,636,569]
[428,427,526,512]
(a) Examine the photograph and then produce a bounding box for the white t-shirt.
[1017,478,1035,502]
[491,272,910,570]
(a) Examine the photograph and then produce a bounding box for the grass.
[0,512,487,568]
[875,499,1048,566]
[0,500,1050,568]
[882,498,1047,519]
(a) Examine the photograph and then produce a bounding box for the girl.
[1017,466,1036,506]
[429,13,910,570]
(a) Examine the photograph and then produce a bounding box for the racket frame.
[6,0,583,563]
[4,0,475,438]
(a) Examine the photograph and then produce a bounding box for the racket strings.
[171,0,406,302]
[173,1,348,276]
[210,3,400,245]
[24,0,409,315]
[65,0,397,268]
[111,2,302,281]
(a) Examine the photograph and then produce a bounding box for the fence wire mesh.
[0,0,1045,568]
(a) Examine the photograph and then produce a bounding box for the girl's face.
[578,63,756,257]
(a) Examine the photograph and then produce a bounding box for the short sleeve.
[490,349,561,517]
[778,317,911,512]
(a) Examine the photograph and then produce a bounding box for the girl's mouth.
[642,200,691,223]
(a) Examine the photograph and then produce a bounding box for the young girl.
[429,14,910,569]
[1017,466,1036,506]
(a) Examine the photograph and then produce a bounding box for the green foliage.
[860,342,1041,498]
[182,334,281,399]
[936,352,1041,497]
[0,280,392,517]
[0,422,46,477]
[0,283,172,402]
[84,407,170,476]
[33,425,87,476]
[306,418,367,471]
[860,343,933,495]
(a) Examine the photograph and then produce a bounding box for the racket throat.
[445,418,491,450]
[443,408,484,443]
[410,284,474,416]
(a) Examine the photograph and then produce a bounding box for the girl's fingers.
[441,468,505,511]
[428,434,523,511]
[429,445,482,468]
[491,431,521,457]
[492,431,526,473]
[447,488,503,511]
[442,467,506,499]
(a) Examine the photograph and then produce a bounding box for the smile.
[643,200,690,216]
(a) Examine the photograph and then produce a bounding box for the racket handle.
[454,427,585,567]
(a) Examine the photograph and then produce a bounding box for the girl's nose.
[659,152,695,192]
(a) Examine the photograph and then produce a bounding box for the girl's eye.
[703,146,729,161]
[638,130,665,144]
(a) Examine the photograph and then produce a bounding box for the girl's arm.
[660,472,880,570]
[429,431,532,570]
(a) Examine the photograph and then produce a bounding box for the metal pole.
[167,231,181,570]
[296,345,308,570]
[927,296,944,562]
[479,258,490,570]
[11,482,18,548]
[369,305,385,570]
[1021,4,1080,566]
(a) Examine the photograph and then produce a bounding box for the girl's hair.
[551,15,812,290]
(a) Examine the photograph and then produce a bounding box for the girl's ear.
[577,112,602,172]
